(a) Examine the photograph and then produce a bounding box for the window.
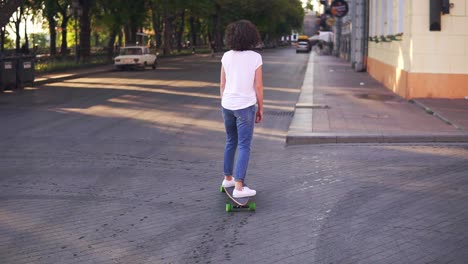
[397,0,404,33]
[369,0,374,36]
[369,0,403,40]
[371,0,378,36]
[380,0,386,35]
[387,0,393,35]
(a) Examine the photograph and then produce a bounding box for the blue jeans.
[222,105,256,182]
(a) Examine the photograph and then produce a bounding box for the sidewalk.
[287,53,468,144]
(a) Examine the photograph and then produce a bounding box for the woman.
[219,20,264,198]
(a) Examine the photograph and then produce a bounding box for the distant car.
[296,41,310,53]
[114,46,157,70]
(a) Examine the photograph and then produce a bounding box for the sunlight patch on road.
[182,104,219,111]
[56,102,285,142]
[46,81,219,100]
[264,87,300,94]
[63,77,217,88]
[24,87,39,91]
[57,104,224,136]
[254,127,286,141]
[264,104,295,112]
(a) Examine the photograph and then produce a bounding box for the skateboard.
[220,186,256,212]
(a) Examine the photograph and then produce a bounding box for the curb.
[411,99,462,130]
[286,132,468,145]
[32,53,215,87]
[286,52,468,145]
[34,67,114,86]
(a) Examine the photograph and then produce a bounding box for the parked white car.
[114,46,158,70]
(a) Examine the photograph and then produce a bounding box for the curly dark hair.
[224,20,261,51]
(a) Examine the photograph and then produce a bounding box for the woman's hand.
[255,109,263,123]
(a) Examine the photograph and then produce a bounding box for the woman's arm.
[254,66,264,123]
[220,65,226,98]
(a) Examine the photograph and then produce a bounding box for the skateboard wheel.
[220,186,225,193]
[226,203,233,212]
[248,202,256,211]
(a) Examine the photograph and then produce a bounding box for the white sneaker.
[233,186,256,198]
[222,178,235,188]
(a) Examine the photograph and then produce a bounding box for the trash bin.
[16,55,35,89]
[0,57,17,91]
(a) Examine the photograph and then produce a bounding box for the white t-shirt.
[221,50,263,110]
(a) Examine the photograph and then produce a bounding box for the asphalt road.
[1,48,468,264]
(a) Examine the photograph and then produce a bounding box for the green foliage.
[210,0,303,45]
[35,55,108,73]
[2,36,15,49]
[6,0,304,60]
[29,33,48,48]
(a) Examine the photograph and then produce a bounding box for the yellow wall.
[367,0,468,98]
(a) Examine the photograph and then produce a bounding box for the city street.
[1,48,468,263]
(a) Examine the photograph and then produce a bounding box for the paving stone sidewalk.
[287,53,468,144]
[412,98,468,131]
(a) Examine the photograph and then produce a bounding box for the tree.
[111,0,147,46]
[56,0,72,54]
[78,0,94,61]
[9,4,22,52]
[93,0,122,60]
[2,0,305,58]
[161,0,176,55]
[0,0,22,28]
[149,0,162,48]
[43,0,59,55]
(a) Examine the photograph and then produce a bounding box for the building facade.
[330,0,368,72]
[367,0,468,99]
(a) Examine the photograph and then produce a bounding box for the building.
[327,0,467,99]
[329,0,368,72]
[367,0,468,99]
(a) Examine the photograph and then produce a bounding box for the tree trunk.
[196,19,203,45]
[124,25,130,45]
[118,31,123,47]
[48,17,57,55]
[1,28,5,52]
[79,0,92,62]
[151,10,162,49]
[24,20,28,51]
[149,1,162,49]
[106,29,117,62]
[176,10,185,52]
[15,18,20,52]
[162,15,173,55]
[60,15,69,54]
[131,23,138,45]
[207,32,213,50]
[94,32,99,46]
[213,4,223,52]
[0,0,22,28]
[124,25,138,45]
[189,16,197,46]
[13,8,22,53]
